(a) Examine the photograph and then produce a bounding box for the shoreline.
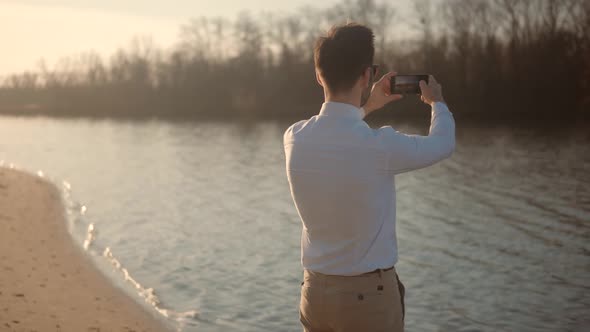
[0,168,171,331]
[0,108,589,131]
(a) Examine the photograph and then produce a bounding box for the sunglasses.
[370,64,379,77]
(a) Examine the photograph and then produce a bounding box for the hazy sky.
[1,0,355,76]
[1,0,418,76]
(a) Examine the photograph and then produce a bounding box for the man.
[283,23,455,332]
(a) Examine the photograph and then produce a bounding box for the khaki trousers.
[299,268,405,332]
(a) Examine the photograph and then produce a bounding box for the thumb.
[387,94,403,102]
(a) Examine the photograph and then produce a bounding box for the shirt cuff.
[359,107,367,118]
[431,101,451,114]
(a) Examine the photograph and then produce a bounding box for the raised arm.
[377,101,455,173]
[363,73,455,174]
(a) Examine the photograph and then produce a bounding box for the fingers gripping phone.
[390,74,429,94]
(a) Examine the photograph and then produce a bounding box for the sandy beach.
[0,168,170,332]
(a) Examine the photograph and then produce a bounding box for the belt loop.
[378,268,382,278]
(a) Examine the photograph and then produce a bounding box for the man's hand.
[363,71,403,115]
[419,75,445,105]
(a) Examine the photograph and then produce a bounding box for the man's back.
[288,22,454,332]
[284,101,455,276]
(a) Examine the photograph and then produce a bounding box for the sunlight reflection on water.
[0,116,588,332]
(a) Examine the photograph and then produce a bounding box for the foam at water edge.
[83,223,96,250]
[0,162,199,332]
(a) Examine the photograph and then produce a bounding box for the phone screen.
[390,75,429,94]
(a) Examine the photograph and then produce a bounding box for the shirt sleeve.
[376,102,456,174]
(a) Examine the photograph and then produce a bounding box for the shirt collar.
[319,102,364,120]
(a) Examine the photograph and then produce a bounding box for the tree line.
[1,0,588,122]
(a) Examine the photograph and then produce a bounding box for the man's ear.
[315,70,323,87]
[362,67,372,88]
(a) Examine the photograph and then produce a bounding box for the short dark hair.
[314,23,375,94]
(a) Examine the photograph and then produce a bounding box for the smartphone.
[390,75,429,94]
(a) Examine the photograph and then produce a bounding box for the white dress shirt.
[283,101,455,276]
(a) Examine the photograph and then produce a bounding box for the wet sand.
[0,168,170,331]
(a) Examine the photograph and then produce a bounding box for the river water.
[0,115,588,332]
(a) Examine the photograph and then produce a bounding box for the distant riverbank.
[1,0,588,125]
[0,102,587,129]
